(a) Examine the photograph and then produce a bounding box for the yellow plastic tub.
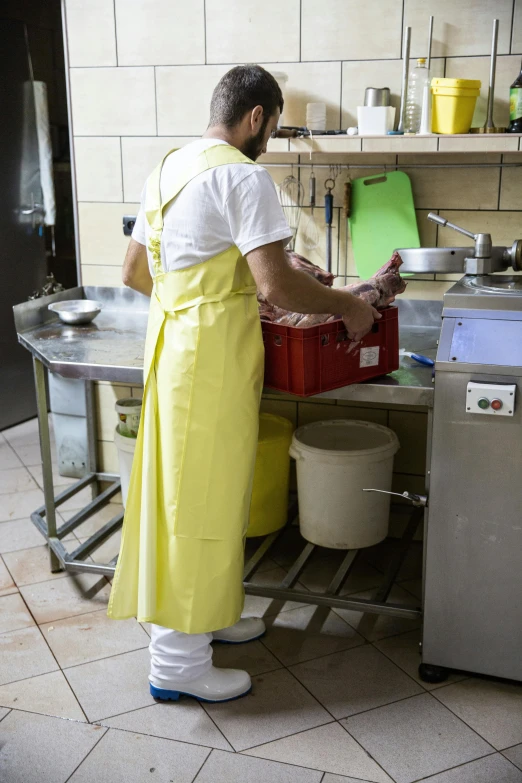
[431,77,481,134]
[247,413,294,537]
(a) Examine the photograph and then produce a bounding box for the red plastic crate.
[262,306,399,397]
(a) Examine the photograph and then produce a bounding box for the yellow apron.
[108,144,264,633]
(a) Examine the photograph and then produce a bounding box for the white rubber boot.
[212,617,266,644]
[149,666,251,703]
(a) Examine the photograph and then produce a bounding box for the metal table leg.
[33,357,60,572]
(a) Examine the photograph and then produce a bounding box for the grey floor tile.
[203,667,330,752]
[59,485,104,513]
[342,693,494,783]
[0,592,34,634]
[364,539,423,582]
[78,530,122,563]
[60,503,124,538]
[0,626,58,686]
[64,647,154,722]
[434,679,522,750]
[374,629,467,691]
[244,721,393,782]
[68,727,210,783]
[269,525,307,569]
[28,463,79,489]
[398,577,422,600]
[195,748,322,783]
[261,604,364,666]
[0,709,105,783]
[101,701,233,750]
[244,565,311,617]
[504,745,522,771]
[298,550,382,596]
[3,418,41,444]
[0,441,23,471]
[415,753,522,783]
[290,643,422,719]
[0,519,46,553]
[0,706,9,721]
[0,556,17,596]
[212,638,282,676]
[323,776,377,783]
[20,572,111,623]
[333,584,421,642]
[0,670,86,721]
[0,467,39,495]
[10,441,48,467]
[2,545,69,587]
[41,609,149,667]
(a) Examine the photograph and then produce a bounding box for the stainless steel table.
[14,287,440,622]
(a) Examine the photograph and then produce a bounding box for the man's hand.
[342,297,382,342]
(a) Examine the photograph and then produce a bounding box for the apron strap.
[144,144,256,276]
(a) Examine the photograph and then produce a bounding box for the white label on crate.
[359,346,380,368]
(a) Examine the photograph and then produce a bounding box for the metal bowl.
[48,299,102,325]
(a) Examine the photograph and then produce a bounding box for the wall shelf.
[265,134,522,156]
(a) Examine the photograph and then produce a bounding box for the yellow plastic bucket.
[247,413,294,537]
[431,77,481,134]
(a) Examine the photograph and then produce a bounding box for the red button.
[491,399,503,411]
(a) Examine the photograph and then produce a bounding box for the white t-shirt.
[132,139,292,274]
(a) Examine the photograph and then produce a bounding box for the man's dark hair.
[208,65,284,129]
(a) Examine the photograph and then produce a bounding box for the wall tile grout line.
[112,0,118,66]
[510,0,516,55]
[65,52,522,71]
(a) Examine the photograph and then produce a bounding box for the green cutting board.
[348,171,420,279]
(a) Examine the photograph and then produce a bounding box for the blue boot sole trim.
[212,630,266,645]
[149,683,252,704]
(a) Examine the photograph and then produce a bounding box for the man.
[108,65,380,704]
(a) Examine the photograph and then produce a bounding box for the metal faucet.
[428,212,522,275]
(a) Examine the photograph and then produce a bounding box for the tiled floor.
[1,419,522,783]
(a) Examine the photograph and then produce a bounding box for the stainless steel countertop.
[14,287,440,407]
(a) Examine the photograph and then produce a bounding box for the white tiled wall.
[63,0,522,473]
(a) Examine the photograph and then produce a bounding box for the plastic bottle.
[508,58,522,133]
[404,58,428,134]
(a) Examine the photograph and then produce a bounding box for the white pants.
[149,625,213,684]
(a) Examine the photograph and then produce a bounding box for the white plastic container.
[115,398,142,438]
[290,420,400,549]
[114,428,136,508]
[306,102,327,131]
[357,106,396,135]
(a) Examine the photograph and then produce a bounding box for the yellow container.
[247,413,294,537]
[431,77,481,134]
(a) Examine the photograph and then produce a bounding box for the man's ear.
[251,105,264,131]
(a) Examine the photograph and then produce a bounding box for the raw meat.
[259,251,406,328]
[285,250,335,287]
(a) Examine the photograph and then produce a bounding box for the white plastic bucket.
[115,398,142,438]
[114,428,136,508]
[290,420,400,549]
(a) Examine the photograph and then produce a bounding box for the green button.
[478,398,490,410]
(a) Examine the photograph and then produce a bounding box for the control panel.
[466,382,516,416]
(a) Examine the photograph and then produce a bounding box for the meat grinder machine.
[399,213,522,684]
